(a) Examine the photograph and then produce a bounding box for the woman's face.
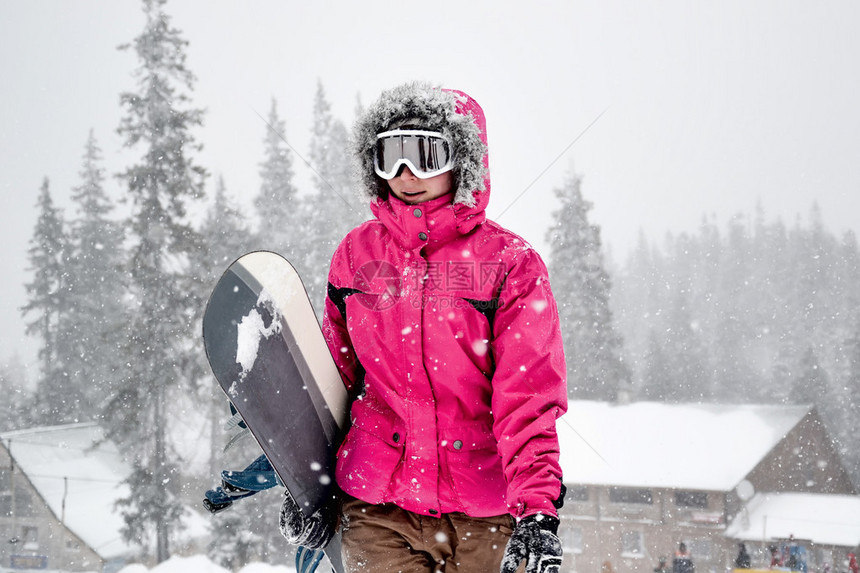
[386,165,454,204]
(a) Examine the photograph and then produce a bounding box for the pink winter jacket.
[322,91,567,520]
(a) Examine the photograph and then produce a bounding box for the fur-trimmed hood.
[352,82,490,207]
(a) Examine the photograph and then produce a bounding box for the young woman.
[281,82,568,573]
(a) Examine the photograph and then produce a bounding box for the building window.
[15,489,35,517]
[675,491,708,508]
[22,525,39,550]
[609,487,653,505]
[621,530,645,557]
[688,538,712,560]
[567,485,589,502]
[0,493,11,517]
[0,490,34,518]
[559,524,584,554]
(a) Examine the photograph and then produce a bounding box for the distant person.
[673,542,695,573]
[848,552,858,573]
[786,535,799,570]
[735,542,751,569]
[770,545,782,568]
[654,555,670,573]
[783,535,809,573]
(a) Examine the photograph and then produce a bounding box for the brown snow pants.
[340,496,525,573]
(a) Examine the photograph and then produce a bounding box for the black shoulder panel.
[462,297,501,330]
[327,283,362,323]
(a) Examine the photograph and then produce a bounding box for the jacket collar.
[371,191,487,252]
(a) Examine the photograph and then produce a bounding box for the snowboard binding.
[203,453,283,514]
[203,404,283,514]
[203,452,330,572]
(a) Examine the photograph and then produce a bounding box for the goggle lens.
[374,130,453,180]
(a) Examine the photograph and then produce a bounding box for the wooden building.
[1,423,134,572]
[556,402,858,573]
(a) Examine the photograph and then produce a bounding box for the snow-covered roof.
[1,423,135,559]
[557,401,811,491]
[725,492,860,547]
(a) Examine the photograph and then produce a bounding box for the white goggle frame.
[373,129,454,180]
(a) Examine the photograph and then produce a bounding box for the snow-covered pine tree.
[663,281,712,403]
[65,130,127,421]
[691,213,723,359]
[21,178,76,423]
[838,323,860,485]
[197,175,251,476]
[0,357,31,432]
[252,98,302,259]
[790,346,831,406]
[710,214,758,402]
[833,231,860,331]
[108,0,206,561]
[202,176,251,277]
[614,232,658,377]
[546,170,629,400]
[640,329,674,401]
[301,81,367,315]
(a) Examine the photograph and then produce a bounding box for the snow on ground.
[117,555,297,573]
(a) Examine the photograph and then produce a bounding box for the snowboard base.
[202,251,349,573]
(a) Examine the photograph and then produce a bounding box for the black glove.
[500,514,563,573]
[278,490,335,550]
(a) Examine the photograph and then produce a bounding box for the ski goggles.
[374,129,454,180]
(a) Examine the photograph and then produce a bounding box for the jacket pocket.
[440,423,507,516]
[335,405,406,504]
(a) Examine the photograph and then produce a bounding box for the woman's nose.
[397,165,417,179]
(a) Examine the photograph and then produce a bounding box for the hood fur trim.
[352,82,488,206]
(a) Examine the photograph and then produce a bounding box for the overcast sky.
[2,1,859,378]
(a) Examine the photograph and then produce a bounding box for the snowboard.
[202,251,349,573]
